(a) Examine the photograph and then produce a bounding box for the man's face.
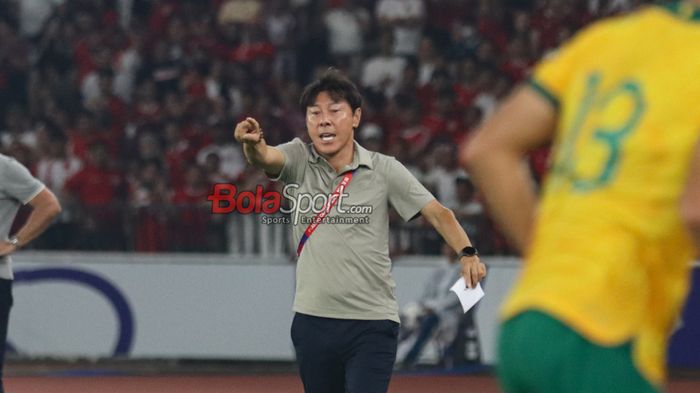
[306,91,361,157]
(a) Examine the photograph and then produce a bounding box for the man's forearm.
[461,86,556,253]
[14,210,57,247]
[468,152,537,254]
[242,142,285,176]
[243,143,267,166]
[15,192,61,247]
[423,201,486,288]
[428,204,474,252]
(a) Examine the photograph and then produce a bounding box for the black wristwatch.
[458,246,479,259]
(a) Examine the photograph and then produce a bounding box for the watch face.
[461,246,478,256]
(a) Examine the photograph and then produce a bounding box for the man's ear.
[353,107,362,128]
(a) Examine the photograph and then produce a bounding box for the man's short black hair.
[299,68,363,114]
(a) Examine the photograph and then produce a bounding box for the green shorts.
[497,310,658,393]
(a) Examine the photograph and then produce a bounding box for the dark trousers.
[291,313,399,393]
[0,279,12,393]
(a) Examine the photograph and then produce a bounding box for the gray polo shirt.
[0,154,44,279]
[272,138,435,322]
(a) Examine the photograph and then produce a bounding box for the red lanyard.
[296,170,355,257]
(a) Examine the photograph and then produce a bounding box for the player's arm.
[680,140,700,251]
[234,117,285,177]
[460,85,557,253]
[0,187,61,256]
[421,200,486,288]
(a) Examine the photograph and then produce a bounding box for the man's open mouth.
[320,133,336,142]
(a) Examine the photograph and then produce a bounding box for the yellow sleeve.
[529,22,607,108]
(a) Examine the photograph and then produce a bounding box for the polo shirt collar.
[353,142,374,170]
[308,140,374,171]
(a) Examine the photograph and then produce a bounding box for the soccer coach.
[234,69,485,393]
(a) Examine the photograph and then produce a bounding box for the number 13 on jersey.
[551,72,646,192]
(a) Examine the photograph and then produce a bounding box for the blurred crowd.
[0,0,646,254]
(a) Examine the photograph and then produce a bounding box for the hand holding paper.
[450,277,485,313]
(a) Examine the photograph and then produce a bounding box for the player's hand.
[460,255,486,289]
[0,241,17,257]
[234,117,264,145]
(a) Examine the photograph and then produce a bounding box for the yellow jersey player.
[462,1,700,392]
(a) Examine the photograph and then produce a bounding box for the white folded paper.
[449,278,485,313]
